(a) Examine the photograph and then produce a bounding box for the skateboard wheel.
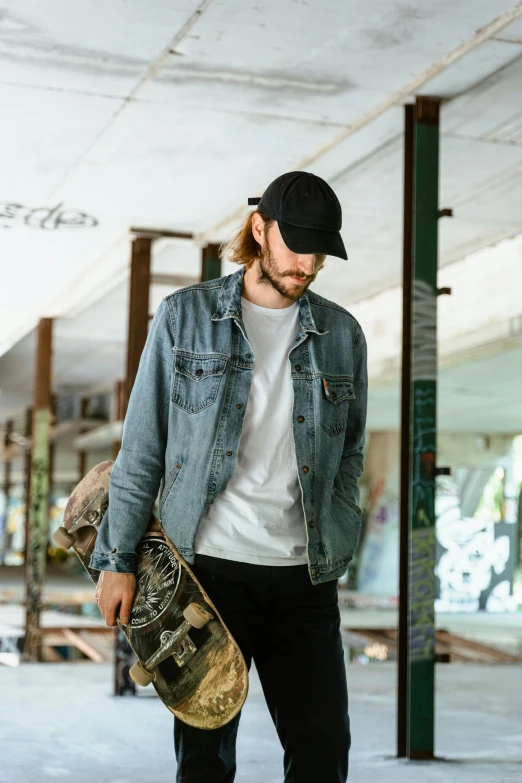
[129,661,155,687]
[183,603,213,629]
[52,527,76,550]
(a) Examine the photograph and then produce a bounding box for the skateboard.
[53,460,249,729]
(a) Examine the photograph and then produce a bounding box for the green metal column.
[397,104,414,759]
[408,96,440,759]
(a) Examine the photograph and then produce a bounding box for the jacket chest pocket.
[172,353,228,413]
[321,376,355,437]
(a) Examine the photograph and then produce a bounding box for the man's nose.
[296,255,316,274]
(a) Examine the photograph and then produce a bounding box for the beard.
[256,236,312,303]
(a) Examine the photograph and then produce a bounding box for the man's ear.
[251,212,265,248]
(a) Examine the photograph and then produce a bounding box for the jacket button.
[176,462,182,468]
[295,364,301,371]
[302,466,309,473]
[309,520,314,528]
[315,572,320,578]
[246,353,251,358]
[236,403,242,409]
[196,368,203,376]
[226,450,233,456]
[297,415,304,423]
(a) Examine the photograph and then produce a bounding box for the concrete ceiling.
[1,1,522,431]
[368,341,522,434]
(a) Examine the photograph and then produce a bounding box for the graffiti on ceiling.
[0,202,98,231]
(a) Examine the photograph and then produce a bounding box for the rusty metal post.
[48,395,56,534]
[112,380,126,460]
[23,319,53,662]
[23,407,33,577]
[125,236,152,414]
[201,243,222,282]
[1,420,13,565]
[113,235,152,696]
[78,398,89,482]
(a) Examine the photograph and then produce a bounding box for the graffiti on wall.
[0,201,98,230]
[408,379,437,657]
[410,526,436,660]
[357,469,400,596]
[411,388,436,519]
[435,477,517,612]
[412,279,437,383]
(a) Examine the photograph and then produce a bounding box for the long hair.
[220,210,326,278]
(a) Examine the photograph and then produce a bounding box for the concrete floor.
[0,661,521,783]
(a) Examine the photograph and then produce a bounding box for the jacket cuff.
[89,550,137,573]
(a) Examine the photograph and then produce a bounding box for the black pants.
[174,555,350,782]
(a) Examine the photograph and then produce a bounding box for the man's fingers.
[105,600,119,627]
[95,571,136,627]
[119,590,134,625]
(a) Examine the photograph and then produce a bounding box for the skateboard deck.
[53,460,248,729]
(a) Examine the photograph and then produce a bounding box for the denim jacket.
[89,265,367,585]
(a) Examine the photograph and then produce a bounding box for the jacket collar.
[212,265,328,335]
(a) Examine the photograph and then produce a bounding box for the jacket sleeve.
[337,324,368,514]
[89,297,176,573]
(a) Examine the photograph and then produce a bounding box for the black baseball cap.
[248,171,347,260]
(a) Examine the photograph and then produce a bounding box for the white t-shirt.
[194,294,308,566]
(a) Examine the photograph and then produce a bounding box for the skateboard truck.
[129,603,214,687]
[53,473,110,550]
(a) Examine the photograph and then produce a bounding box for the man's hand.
[95,571,137,627]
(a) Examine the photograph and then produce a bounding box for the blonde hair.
[220,210,326,279]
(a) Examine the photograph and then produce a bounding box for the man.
[91,171,368,782]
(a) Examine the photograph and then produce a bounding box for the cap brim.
[278,220,348,260]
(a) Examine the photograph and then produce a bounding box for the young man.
[91,171,368,782]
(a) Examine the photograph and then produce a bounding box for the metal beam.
[114,236,153,696]
[397,103,414,759]
[1,420,13,565]
[112,380,125,461]
[125,237,152,415]
[23,407,32,576]
[78,398,89,483]
[408,96,440,760]
[23,318,53,662]
[130,228,193,241]
[201,243,222,282]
